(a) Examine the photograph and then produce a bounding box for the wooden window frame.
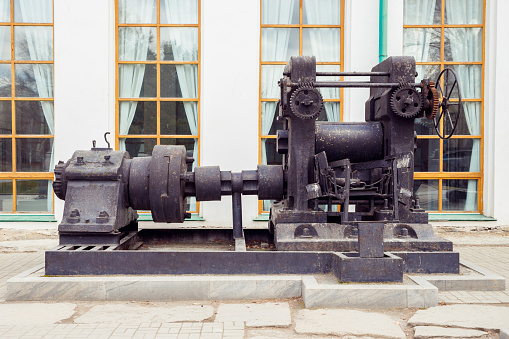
[258,0,345,213]
[404,0,485,213]
[0,0,55,214]
[115,0,201,213]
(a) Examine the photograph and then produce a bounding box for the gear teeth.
[53,160,68,200]
[390,84,423,119]
[289,85,323,120]
[426,81,439,120]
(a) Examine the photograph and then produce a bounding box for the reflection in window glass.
[16,101,53,134]
[15,64,54,97]
[160,102,196,135]
[118,0,156,24]
[413,179,439,211]
[16,179,53,212]
[0,26,10,60]
[262,0,299,25]
[302,28,341,62]
[118,27,156,61]
[123,138,156,158]
[16,138,53,172]
[415,138,440,172]
[303,0,341,25]
[14,26,53,60]
[261,28,299,62]
[0,179,13,211]
[0,138,12,171]
[0,100,12,134]
[119,64,157,98]
[160,0,198,24]
[14,0,52,23]
[443,179,477,211]
[160,28,198,61]
[119,101,157,135]
[160,64,197,98]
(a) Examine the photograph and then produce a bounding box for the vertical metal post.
[232,191,243,239]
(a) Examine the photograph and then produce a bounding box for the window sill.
[0,215,56,222]
[137,213,204,222]
[253,213,495,222]
[253,214,270,221]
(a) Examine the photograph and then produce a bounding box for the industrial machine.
[47,56,462,282]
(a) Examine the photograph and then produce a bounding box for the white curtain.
[445,0,482,211]
[303,0,340,121]
[118,1,155,151]
[261,0,295,166]
[163,0,198,211]
[0,0,9,60]
[19,0,54,211]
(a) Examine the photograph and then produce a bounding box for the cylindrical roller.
[149,145,187,223]
[315,122,384,163]
[128,157,151,210]
[257,165,284,200]
[194,166,221,201]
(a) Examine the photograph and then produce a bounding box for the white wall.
[53,0,115,221]
[485,0,509,225]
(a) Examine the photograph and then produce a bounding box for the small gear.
[289,85,323,120]
[53,160,68,200]
[424,81,439,119]
[390,84,423,118]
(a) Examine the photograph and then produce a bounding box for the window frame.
[0,0,55,214]
[404,0,485,213]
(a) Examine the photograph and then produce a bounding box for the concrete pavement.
[1,224,509,338]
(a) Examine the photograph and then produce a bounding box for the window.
[116,0,199,212]
[404,0,484,212]
[259,0,344,212]
[0,0,54,214]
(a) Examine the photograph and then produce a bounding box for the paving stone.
[414,326,488,338]
[74,304,214,324]
[294,309,406,339]
[215,302,291,327]
[0,302,76,325]
[409,305,509,331]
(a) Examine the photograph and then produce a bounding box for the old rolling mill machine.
[47,56,463,282]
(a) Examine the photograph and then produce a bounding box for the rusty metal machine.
[47,56,462,282]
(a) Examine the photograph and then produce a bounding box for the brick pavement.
[438,246,509,304]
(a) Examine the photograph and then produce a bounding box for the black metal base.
[46,229,459,282]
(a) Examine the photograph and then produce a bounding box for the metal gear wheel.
[424,81,439,119]
[390,84,423,118]
[289,85,323,120]
[52,160,68,200]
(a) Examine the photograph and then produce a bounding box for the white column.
[53,0,115,221]
[485,0,509,224]
[200,0,260,227]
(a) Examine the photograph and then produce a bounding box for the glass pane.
[0,0,10,22]
[118,27,156,61]
[262,138,282,166]
[303,0,341,25]
[444,102,480,136]
[443,179,478,211]
[119,101,156,135]
[261,28,299,62]
[15,26,53,61]
[0,26,10,60]
[160,64,197,98]
[0,100,11,134]
[413,179,439,211]
[14,0,52,23]
[415,117,436,136]
[16,138,53,172]
[160,28,198,61]
[16,179,53,212]
[404,0,441,25]
[15,64,53,97]
[302,28,341,62]
[0,179,13,211]
[16,101,53,134]
[445,0,483,25]
[160,101,197,135]
[262,0,299,24]
[118,64,156,98]
[261,102,281,136]
[118,0,156,24]
[160,0,198,24]
[0,138,12,171]
[443,138,479,173]
[261,65,285,99]
[403,28,440,62]
[414,138,440,172]
[316,65,340,100]
[122,138,156,157]
[449,65,482,99]
[445,28,482,62]
[416,65,440,85]
[0,64,11,97]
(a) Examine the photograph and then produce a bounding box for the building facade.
[1,0,508,227]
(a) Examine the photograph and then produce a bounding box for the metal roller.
[315,122,384,163]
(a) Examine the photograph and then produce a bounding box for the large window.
[404,0,484,213]
[259,0,344,211]
[116,0,199,212]
[0,0,54,214]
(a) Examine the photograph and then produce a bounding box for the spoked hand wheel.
[434,68,462,139]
